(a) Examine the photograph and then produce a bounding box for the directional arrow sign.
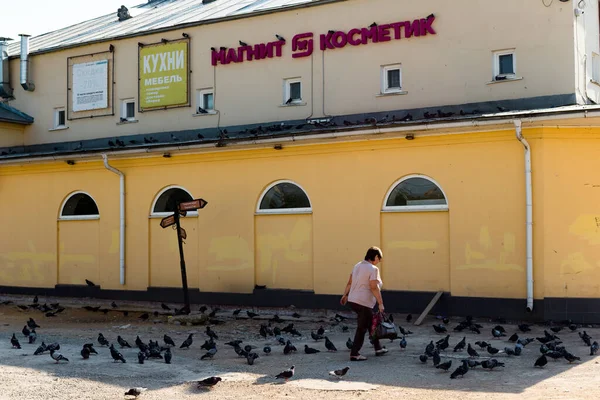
[178,198,208,212]
[160,214,176,228]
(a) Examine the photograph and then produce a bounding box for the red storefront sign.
[211,15,436,66]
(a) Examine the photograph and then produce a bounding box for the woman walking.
[340,246,387,361]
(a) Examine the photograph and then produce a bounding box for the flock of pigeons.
[4,295,600,395]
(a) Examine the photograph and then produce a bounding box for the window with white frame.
[196,89,214,114]
[383,175,448,212]
[151,186,196,216]
[593,53,600,83]
[283,78,302,105]
[60,192,100,220]
[120,99,136,122]
[493,50,516,80]
[381,64,402,94]
[53,107,66,129]
[257,180,312,214]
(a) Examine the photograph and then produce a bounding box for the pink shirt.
[347,260,382,308]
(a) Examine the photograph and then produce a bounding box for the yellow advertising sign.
[139,40,189,110]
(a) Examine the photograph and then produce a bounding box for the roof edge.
[7,0,348,59]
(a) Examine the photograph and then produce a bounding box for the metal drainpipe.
[514,120,533,312]
[102,154,126,285]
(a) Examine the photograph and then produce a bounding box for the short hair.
[364,246,383,262]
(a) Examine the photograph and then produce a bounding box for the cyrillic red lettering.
[421,16,436,35]
[377,24,391,42]
[405,19,421,38]
[211,49,226,66]
[348,28,361,46]
[273,41,284,57]
[389,22,404,40]
[320,32,335,50]
[361,26,379,45]
[332,31,347,48]
[225,48,238,64]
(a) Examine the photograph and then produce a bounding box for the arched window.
[151,186,195,216]
[257,180,312,214]
[60,192,100,220]
[383,175,448,212]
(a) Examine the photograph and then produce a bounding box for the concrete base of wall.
[0,285,598,323]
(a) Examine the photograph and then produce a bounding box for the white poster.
[72,60,108,112]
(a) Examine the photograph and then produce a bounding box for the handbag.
[370,312,399,340]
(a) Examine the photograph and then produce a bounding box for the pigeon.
[454,337,466,352]
[569,323,578,331]
[83,343,97,355]
[346,338,354,350]
[206,326,219,340]
[433,324,447,333]
[139,313,149,321]
[492,329,506,339]
[283,340,297,355]
[50,350,69,363]
[508,333,519,342]
[292,312,301,318]
[164,347,172,364]
[247,311,259,319]
[464,359,481,368]
[419,354,428,363]
[550,326,563,333]
[329,366,350,378]
[232,309,241,317]
[81,346,90,359]
[109,344,126,363]
[117,336,131,348]
[406,314,412,323]
[111,301,118,308]
[325,337,337,352]
[467,343,479,357]
[85,279,96,287]
[437,335,450,351]
[124,387,147,398]
[34,342,47,355]
[27,318,40,329]
[33,295,38,304]
[137,351,145,364]
[487,345,501,355]
[534,354,548,368]
[590,341,599,355]
[563,352,580,363]
[436,360,452,371]
[201,339,216,351]
[425,341,435,356]
[263,346,271,355]
[47,343,60,352]
[22,325,31,337]
[504,347,516,356]
[400,336,407,349]
[201,347,217,360]
[311,331,324,341]
[304,345,320,354]
[450,360,469,379]
[164,334,175,347]
[199,306,208,313]
[481,359,505,370]
[11,333,21,349]
[180,334,193,349]
[197,377,222,388]
[246,352,259,365]
[275,365,295,382]
[98,333,110,346]
[317,326,325,336]
[518,324,532,332]
[161,303,171,311]
[475,341,490,349]
[514,345,523,356]
[432,350,441,366]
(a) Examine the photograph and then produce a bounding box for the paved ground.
[0,294,599,400]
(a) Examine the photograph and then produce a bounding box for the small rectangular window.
[381,65,402,94]
[53,108,66,129]
[121,99,136,121]
[493,49,516,80]
[283,78,302,105]
[196,89,215,114]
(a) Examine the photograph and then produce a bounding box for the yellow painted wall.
[58,220,100,285]
[1,126,600,300]
[0,122,25,148]
[381,211,450,292]
[255,214,313,291]
[538,128,600,298]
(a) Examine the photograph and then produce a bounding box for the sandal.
[350,355,368,361]
[375,348,389,356]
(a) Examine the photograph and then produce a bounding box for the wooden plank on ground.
[413,291,443,326]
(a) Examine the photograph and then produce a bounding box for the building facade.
[1,0,600,322]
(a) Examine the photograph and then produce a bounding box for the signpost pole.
[173,206,190,314]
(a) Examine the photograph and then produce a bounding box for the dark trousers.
[349,302,382,356]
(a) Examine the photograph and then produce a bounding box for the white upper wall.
[4,0,578,146]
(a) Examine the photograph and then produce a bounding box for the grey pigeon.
[263,346,271,355]
[329,366,349,378]
[164,347,172,364]
[34,342,47,355]
[419,354,428,363]
[534,354,547,368]
[50,350,69,363]
[201,347,217,360]
[325,337,337,352]
[436,360,452,371]
[304,345,320,354]
[124,387,147,398]
[163,334,175,347]
[11,333,21,349]
[467,343,479,357]
[117,335,131,348]
[197,377,222,387]
[453,337,466,352]
[180,334,193,349]
[346,338,353,350]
